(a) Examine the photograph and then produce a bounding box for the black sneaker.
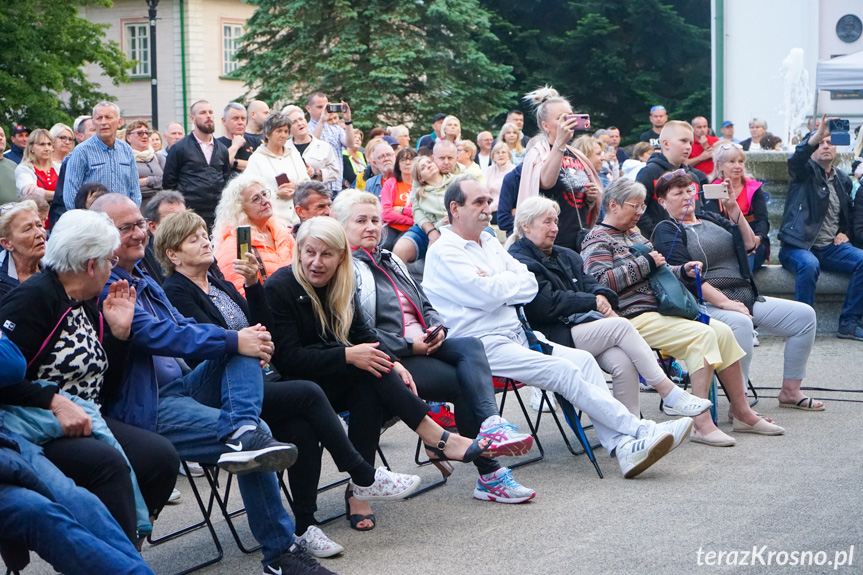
[218,427,298,475]
[837,324,863,341]
[263,542,337,575]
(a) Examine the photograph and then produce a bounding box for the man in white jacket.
[422,176,696,478]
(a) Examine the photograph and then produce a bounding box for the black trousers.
[42,417,179,541]
[401,337,501,476]
[261,379,371,532]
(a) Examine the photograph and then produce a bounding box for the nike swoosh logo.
[270,567,282,575]
[225,441,243,451]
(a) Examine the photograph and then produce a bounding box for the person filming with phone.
[517,86,602,253]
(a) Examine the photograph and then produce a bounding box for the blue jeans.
[0,433,154,575]
[748,242,768,271]
[779,242,863,329]
[156,354,295,565]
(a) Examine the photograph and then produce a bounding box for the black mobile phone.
[423,324,445,343]
[325,103,345,114]
[828,119,851,146]
[237,225,251,261]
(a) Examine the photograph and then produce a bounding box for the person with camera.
[306,92,355,193]
[516,86,602,253]
[778,115,863,341]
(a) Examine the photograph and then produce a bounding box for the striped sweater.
[581,223,685,318]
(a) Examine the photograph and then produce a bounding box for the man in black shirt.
[639,105,668,149]
[217,103,256,175]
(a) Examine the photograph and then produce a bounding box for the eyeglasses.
[116,219,148,235]
[659,169,687,181]
[623,202,647,214]
[249,189,272,205]
[56,135,75,143]
[104,255,120,266]
[127,130,152,137]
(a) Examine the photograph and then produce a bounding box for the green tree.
[0,0,132,131]
[236,0,516,137]
[481,0,711,142]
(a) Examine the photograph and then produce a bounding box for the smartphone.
[565,114,591,131]
[423,324,445,343]
[325,103,345,114]
[828,119,851,146]
[703,183,729,200]
[275,173,290,186]
[237,225,251,261]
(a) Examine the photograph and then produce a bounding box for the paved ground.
[10,336,863,575]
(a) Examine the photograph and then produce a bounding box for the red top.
[380,178,413,232]
[691,135,719,176]
[34,167,57,191]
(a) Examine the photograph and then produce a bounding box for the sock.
[229,424,257,440]
[662,385,684,408]
[480,467,506,481]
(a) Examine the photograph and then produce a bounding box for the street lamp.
[146,0,159,129]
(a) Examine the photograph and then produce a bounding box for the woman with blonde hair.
[440,115,461,144]
[49,123,75,169]
[15,129,58,201]
[498,122,526,166]
[265,216,495,530]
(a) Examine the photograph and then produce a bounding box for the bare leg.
[392,238,417,263]
[777,378,824,408]
[688,359,719,435]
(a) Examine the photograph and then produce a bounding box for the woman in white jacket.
[244,112,310,224]
[282,105,340,190]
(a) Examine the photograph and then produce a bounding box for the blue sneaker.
[218,427,298,475]
[473,467,536,504]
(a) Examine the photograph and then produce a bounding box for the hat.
[432,113,446,123]
[721,121,734,128]
[381,136,399,147]
[11,125,29,136]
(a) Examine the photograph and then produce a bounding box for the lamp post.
[146,0,159,129]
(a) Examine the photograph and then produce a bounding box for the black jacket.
[496,163,523,234]
[352,247,443,358]
[778,136,856,250]
[507,236,618,347]
[161,271,272,330]
[651,211,759,300]
[264,265,395,381]
[162,135,231,228]
[635,152,709,239]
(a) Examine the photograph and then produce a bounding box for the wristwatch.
[232,159,239,169]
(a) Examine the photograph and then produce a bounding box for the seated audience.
[486,142,516,240]
[652,171,820,411]
[508,196,712,417]
[0,200,45,301]
[380,147,416,250]
[581,178,785,446]
[333,190,535,502]
[155,210,421,554]
[422,177,694,478]
[363,142,396,199]
[293,181,334,228]
[15,129,58,201]
[740,118,767,151]
[141,190,187,284]
[124,120,165,210]
[213,175,296,294]
[496,163,523,236]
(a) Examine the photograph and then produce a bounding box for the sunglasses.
[650,105,666,112]
[719,143,743,151]
[659,169,687,181]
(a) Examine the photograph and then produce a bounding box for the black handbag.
[629,243,699,320]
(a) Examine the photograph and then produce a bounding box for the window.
[124,22,150,77]
[223,23,244,76]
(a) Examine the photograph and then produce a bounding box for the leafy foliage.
[0,0,132,130]
[236,0,516,136]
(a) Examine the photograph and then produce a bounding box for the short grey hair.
[281,105,303,118]
[89,193,136,214]
[433,139,456,155]
[0,200,40,239]
[92,101,121,117]
[262,112,292,140]
[387,125,409,139]
[44,210,120,273]
[331,189,380,226]
[294,181,331,210]
[602,178,646,212]
[143,190,186,223]
[511,196,560,243]
[750,117,767,129]
[223,102,246,119]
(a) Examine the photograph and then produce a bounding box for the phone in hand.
[275,173,290,186]
[325,103,345,114]
[828,119,851,146]
[237,225,251,261]
[565,114,591,131]
[423,324,445,343]
[703,183,729,200]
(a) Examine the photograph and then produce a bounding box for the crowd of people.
[0,84,861,575]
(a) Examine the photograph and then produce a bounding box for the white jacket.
[421,226,538,339]
[245,144,309,225]
[288,137,340,185]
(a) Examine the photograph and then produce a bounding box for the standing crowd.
[0,85,860,575]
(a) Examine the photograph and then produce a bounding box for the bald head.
[247,100,270,133]
[691,116,709,139]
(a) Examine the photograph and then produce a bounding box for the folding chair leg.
[202,467,261,555]
[497,380,544,469]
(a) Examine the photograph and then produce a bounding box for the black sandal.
[423,430,487,471]
[344,487,375,531]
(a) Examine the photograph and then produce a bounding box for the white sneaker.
[179,462,204,477]
[296,525,344,558]
[352,467,421,501]
[167,488,181,504]
[652,417,694,451]
[616,432,673,479]
[662,391,712,417]
[530,387,556,412]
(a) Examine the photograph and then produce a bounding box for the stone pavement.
[12,336,863,575]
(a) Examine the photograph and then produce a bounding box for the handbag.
[629,243,699,320]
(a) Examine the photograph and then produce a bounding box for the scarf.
[133,146,155,163]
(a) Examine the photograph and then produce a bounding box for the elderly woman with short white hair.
[0,200,46,302]
[49,123,75,170]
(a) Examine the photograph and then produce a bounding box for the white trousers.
[480,329,644,455]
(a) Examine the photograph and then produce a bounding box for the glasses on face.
[128,130,152,138]
[116,219,148,236]
[104,255,120,267]
[56,135,75,143]
[249,189,272,205]
[624,202,647,214]
[659,169,687,181]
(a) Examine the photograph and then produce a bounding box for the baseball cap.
[11,125,29,136]
[381,136,399,147]
[432,113,446,123]
[721,121,734,128]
